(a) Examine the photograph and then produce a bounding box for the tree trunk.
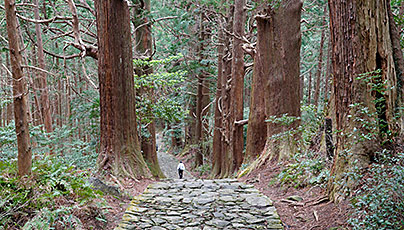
[5,0,32,176]
[34,0,53,133]
[220,5,234,178]
[195,12,210,167]
[327,0,401,201]
[185,95,197,145]
[211,21,225,178]
[388,3,404,137]
[94,0,150,178]
[195,74,204,166]
[133,0,164,178]
[0,54,3,127]
[230,0,246,171]
[265,0,302,161]
[6,53,13,126]
[307,70,312,105]
[324,39,332,103]
[244,13,269,162]
[313,5,327,108]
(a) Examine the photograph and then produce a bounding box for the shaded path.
[156,133,193,179]
[115,179,283,229]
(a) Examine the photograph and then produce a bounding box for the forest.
[0,0,403,229]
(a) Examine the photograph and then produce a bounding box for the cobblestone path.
[115,179,283,230]
[156,133,193,179]
[157,151,193,179]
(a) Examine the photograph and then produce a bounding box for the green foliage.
[134,54,188,140]
[195,163,212,177]
[265,113,301,127]
[277,150,329,188]
[348,151,404,230]
[267,106,329,188]
[391,0,404,48]
[0,155,103,229]
[265,105,322,146]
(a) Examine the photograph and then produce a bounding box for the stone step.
[115,179,283,230]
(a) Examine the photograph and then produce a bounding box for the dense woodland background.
[0,0,403,229]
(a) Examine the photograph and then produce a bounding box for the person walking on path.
[177,161,185,179]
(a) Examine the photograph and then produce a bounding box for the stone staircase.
[115,179,283,230]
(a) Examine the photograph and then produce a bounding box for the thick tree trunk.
[133,0,164,178]
[34,0,53,133]
[95,0,150,178]
[211,23,225,178]
[230,0,246,171]
[244,14,269,162]
[238,1,302,178]
[5,0,32,176]
[328,0,401,201]
[265,0,302,161]
[313,6,327,108]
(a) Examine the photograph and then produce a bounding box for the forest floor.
[239,163,350,230]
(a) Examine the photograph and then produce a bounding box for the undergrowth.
[0,118,106,229]
[0,154,106,229]
[348,150,404,230]
[269,105,330,188]
[276,150,329,188]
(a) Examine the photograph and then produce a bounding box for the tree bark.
[94,0,150,178]
[230,0,246,171]
[211,21,225,178]
[328,0,401,201]
[33,0,53,133]
[195,12,210,167]
[244,13,269,162]
[5,0,32,176]
[220,5,234,178]
[265,0,302,161]
[388,2,404,137]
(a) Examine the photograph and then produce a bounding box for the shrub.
[0,155,104,229]
[276,150,329,188]
[348,151,404,230]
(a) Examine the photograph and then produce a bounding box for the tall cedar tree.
[313,5,327,108]
[241,0,302,176]
[244,9,269,162]
[327,0,404,201]
[265,0,302,161]
[228,0,246,174]
[220,4,234,178]
[195,12,210,167]
[133,0,164,178]
[94,0,150,178]
[211,19,225,177]
[34,0,53,133]
[5,0,32,176]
